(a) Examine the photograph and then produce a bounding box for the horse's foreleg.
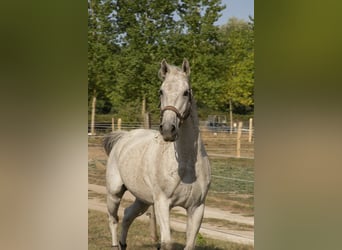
[184,204,205,250]
[120,198,149,247]
[154,199,172,250]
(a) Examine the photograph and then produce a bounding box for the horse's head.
[158,59,192,142]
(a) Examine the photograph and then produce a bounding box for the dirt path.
[88,183,254,246]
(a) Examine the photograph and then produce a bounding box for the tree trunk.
[91,95,96,135]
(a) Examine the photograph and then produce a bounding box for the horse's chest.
[157,164,206,207]
[170,182,202,207]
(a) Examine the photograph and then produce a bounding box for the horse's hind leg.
[120,198,149,248]
[107,181,126,249]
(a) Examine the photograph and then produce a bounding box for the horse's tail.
[103,131,128,156]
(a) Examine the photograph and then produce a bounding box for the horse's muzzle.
[159,123,177,142]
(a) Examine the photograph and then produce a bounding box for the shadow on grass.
[173,243,224,250]
[141,243,224,250]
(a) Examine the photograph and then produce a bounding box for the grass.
[88,136,105,145]
[88,209,253,250]
[206,158,254,215]
[210,158,254,193]
[88,161,106,186]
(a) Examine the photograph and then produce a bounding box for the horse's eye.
[159,90,163,96]
[183,90,189,96]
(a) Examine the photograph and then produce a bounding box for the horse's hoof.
[119,241,127,250]
[157,243,172,250]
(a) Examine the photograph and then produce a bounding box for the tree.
[219,17,254,112]
[88,0,119,133]
[176,0,226,110]
[108,0,180,119]
[88,1,255,123]
[216,17,254,130]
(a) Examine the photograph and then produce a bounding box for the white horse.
[104,59,211,250]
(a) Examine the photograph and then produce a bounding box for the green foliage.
[88,0,120,107]
[219,17,255,110]
[88,1,254,119]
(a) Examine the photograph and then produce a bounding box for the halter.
[159,89,192,126]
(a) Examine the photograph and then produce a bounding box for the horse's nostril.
[159,124,163,132]
[171,125,176,133]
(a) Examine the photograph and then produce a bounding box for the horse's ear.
[182,58,190,76]
[159,59,169,80]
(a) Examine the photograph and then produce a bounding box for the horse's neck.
[176,102,201,161]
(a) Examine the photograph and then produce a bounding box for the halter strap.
[160,103,191,126]
[161,106,182,119]
[160,105,191,126]
[159,89,192,126]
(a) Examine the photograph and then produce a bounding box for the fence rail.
[88,121,254,159]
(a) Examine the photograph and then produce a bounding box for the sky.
[215,0,254,26]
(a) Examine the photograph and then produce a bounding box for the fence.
[88,119,254,159]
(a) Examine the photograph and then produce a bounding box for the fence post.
[229,99,233,135]
[112,117,115,132]
[118,118,122,131]
[237,121,242,158]
[142,96,146,116]
[91,96,96,135]
[143,112,151,129]
[248,118,253,143]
